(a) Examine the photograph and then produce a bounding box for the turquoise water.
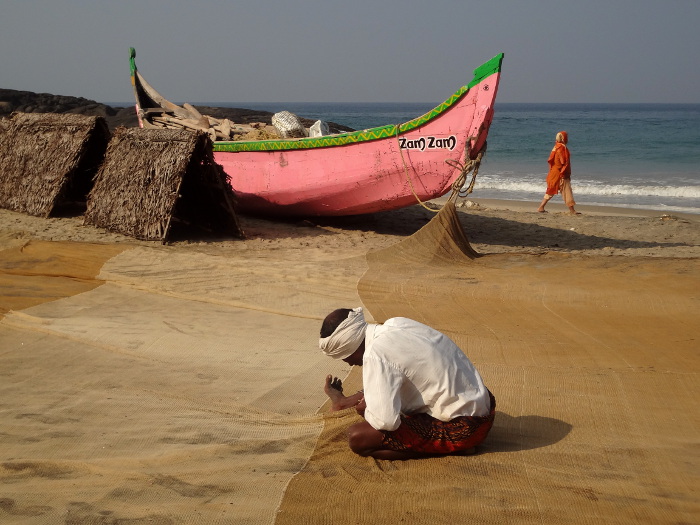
[194,102,700,214]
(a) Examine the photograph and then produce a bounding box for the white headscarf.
[319,307,367,359]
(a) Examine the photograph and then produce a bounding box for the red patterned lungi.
[380,391,496,454]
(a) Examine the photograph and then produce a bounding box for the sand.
[1,198,698,524]
[1,198,698,258]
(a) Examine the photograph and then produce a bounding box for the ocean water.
[197,102,700,214]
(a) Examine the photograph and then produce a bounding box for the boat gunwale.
[212,53,504,153]
[128,48,503,154]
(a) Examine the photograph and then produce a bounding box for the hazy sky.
[2,1,698,105]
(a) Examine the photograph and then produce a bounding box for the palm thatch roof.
[84,128,242,243]
[0,112,110,217]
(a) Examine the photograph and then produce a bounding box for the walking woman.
[538,131,579,214]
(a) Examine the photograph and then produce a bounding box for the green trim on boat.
[129,47,136,78]
[212,53,504,153]
[468,53,504,89]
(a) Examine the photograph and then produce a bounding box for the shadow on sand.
[220,205,689,253]
[483,412,573,453]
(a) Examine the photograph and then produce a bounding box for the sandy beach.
[2,197,698,257]
[1,198,698,523]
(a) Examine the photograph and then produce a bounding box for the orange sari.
[545,134,571,196]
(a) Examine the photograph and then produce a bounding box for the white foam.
[473,177,700,200]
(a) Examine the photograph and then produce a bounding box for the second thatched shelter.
[0,112,110,217]
[84,128,242,242]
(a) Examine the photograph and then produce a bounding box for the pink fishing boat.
[130,48,503,216]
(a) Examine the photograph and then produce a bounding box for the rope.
[445,140,487,204]
[395,126,487,212]
[396,126,440,212]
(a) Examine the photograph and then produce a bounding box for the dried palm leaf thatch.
[0,112,110,217]
[84,128,242,243]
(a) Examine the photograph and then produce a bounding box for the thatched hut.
[84,128,242,242]
[0,112,110,217]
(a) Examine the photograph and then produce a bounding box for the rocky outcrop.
[0,89,116,116]
[0,89,354,133]
[0,89,134,129]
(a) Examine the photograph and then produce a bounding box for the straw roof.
[84,127,242,242]
[0,112,110,217]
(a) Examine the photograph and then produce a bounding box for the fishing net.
[275,202,699,525]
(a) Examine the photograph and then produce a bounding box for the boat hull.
[215,73,500,216]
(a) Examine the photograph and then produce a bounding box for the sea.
[147,101,700,215]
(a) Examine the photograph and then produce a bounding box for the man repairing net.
[319,307,495,460]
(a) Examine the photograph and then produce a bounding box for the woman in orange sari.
[537,131,579,214]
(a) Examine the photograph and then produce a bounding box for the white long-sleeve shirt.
[362,318,491,432]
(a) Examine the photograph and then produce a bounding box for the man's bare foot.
[324,375,365,411]
[324,375,347,411]
[537,208,547,213]
[326,375,343,394]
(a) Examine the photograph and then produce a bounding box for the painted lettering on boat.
[398,135,457,151]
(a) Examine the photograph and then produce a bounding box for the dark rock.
[0,88,355,133]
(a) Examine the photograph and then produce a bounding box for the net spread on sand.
[277,202,699,524]
[0,202,698,524]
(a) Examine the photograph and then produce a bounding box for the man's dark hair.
[320,308,353,338]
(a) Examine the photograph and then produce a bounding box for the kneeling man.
[319,307,495,460]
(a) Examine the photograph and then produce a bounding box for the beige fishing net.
[1,202,697,524]
[0,237,357,523]
[276,202,699,524]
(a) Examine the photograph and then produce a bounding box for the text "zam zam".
[398,135,457,152]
